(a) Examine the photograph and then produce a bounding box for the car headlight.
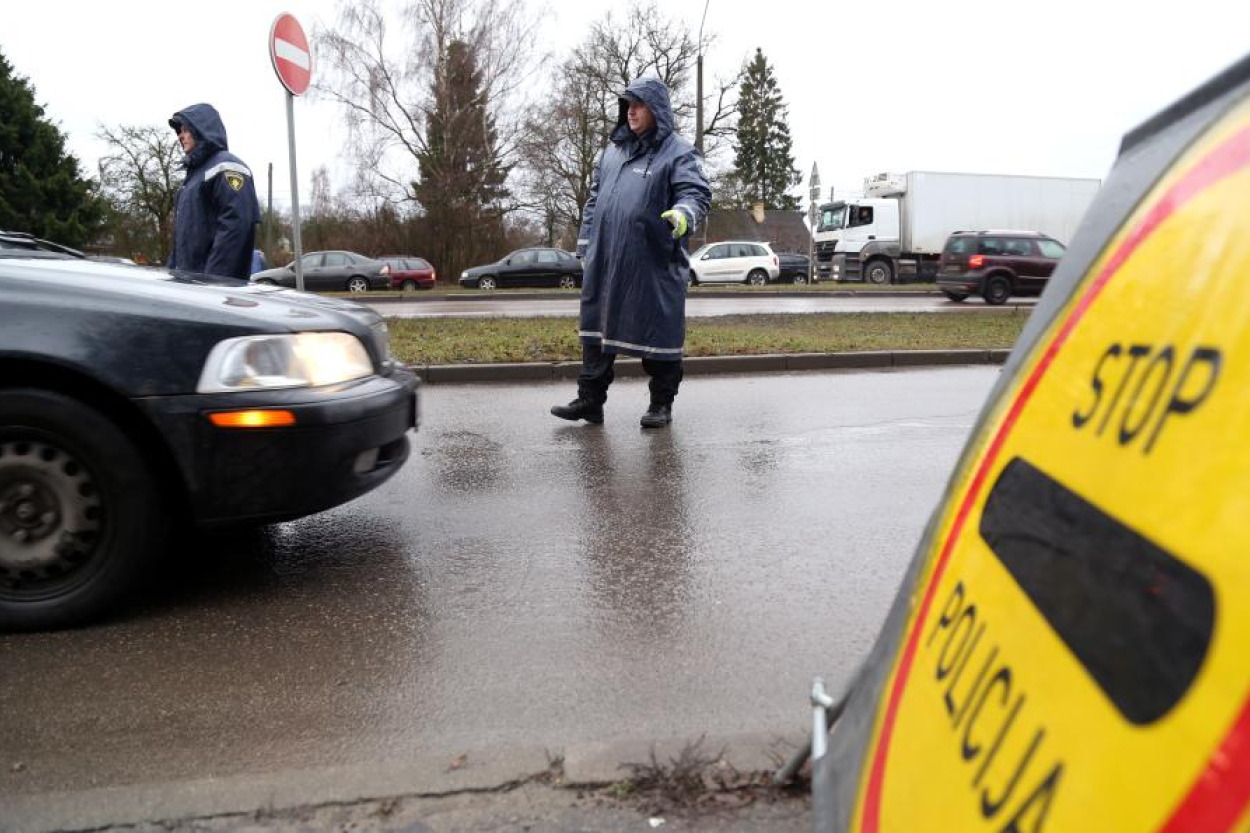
[461,271,469,278]
[197,332,373,393]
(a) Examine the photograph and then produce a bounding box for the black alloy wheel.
[983,276,1011,305]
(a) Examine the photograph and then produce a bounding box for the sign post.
[269,12,312,292]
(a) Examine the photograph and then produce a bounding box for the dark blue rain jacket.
[168,104,261,279]
[577,78,711,358]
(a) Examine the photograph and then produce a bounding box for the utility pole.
[266,162,274,256]
[808,163,820,283]
[695,0,710,156]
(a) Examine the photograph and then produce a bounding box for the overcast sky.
[3,0,1248,215]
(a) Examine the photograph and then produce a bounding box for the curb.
[414,349,1011,384]
[363,288,944,303]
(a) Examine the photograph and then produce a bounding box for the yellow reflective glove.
[661,208,689,239]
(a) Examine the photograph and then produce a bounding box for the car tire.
[346,277,370,292]
[864,259,893,285]
[401,279,418,291]
[559,275,576,289]
[0,388,167,631]
[983,276,1011,305]
[747,269,767,286]
[943,291,968,302]
[478,276,497,291]
[689,272,700,287]
[792,274,808,285]
[255,278,276,286]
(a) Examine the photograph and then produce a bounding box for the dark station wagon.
[937,230,1067,304]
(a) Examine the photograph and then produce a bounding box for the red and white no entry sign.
[269,12,311,96]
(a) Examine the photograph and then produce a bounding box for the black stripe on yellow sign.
[980,457,1214,725]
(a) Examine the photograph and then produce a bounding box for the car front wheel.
[747,269,767,286]
[478,276,497,291]
[559,275,576,289]
[0,389,166,631]
[983,276,1011,305]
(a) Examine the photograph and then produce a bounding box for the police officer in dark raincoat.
[551,77,711,428]
[167,103,261,279]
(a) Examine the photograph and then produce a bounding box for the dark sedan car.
[380,255,437,291]
[776,252,811,283]
[251,250,390,292]
[459,247,582,290]
[0,253,418,630]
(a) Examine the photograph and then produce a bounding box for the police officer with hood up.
[551,77,711,428]
[167,103,261,279]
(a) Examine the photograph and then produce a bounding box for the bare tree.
[96,124,182,261]
[314,0,545,206]
[515,0,741,245]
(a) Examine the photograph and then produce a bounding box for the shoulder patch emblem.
[225,173,245,192]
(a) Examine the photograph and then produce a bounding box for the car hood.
[0,258,382,332]
[251,265,294,281]
[461,261,503,277]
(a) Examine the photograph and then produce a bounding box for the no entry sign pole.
[285,94,304,292]
[269,13,312,292]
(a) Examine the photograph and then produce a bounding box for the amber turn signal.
[208,410,297,428]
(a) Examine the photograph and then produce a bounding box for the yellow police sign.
[851,96,1250,831]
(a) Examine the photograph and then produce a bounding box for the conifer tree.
[414,39,510,279]
[732,48,799,210]
[0,50,103,246]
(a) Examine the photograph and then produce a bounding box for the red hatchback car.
[380,256,437,291]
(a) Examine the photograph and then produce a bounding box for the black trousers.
[577,342,683,407]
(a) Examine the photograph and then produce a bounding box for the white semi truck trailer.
[813,171,1101,283]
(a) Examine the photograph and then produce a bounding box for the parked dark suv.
[937,231,1067,304]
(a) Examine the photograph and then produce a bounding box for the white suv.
[688,241,780,286]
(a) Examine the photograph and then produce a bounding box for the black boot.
[551,398,604,424]
[640,403,671,428]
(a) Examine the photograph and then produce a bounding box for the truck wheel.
[747,269,767,286]
[983,276,1011,305]
[0,389,166,631]
[864,259,894,284]
[943,291,968,302]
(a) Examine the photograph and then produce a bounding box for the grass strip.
[387,311,1028,366]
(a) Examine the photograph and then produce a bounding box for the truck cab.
[814,198,901,283]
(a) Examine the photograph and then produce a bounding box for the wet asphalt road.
[0,367,999,812]
[370,293,1035,318]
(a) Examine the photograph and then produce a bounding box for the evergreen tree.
[0,49,104,246]
[414,39,510,280]
[732,48,799,210]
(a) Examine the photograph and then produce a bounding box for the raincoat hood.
[170,103,229,169]
[612,77,675,146]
